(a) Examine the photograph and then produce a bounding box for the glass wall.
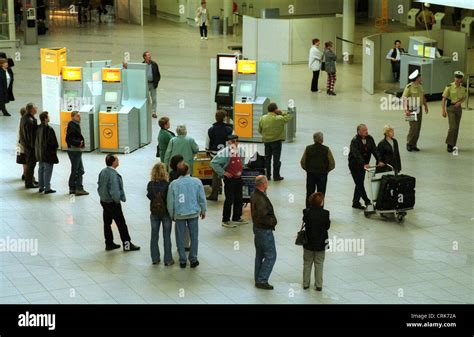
[0,0,10,40]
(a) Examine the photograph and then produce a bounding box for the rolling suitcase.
[376,174,416,210]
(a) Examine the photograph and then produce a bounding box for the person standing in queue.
[403,69,429,152]
[143,51,161,119]
[376,125,401,173]
[250,175,277,290]
[258,103,292,181]
[348,124,383,210]
[20,103,38,188]
[323,41,337,96]
[302,192,330,291]
[16,107,27,181]
[66,111,89,196]
[308,38,323,92]
[196,1,209,40]
[211,135,248,228]
[0,58,14,116]
[163,124,199,175]
[300,132,335,207]
[157,116,175,160]
[35,111,59,194]
[385,40,405,82]
[206,110,233,201]
[98,154,140,252]
[442,71,467,153]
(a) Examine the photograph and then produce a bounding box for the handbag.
[295,222,308,246]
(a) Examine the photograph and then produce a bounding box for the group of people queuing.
[309,38,337,95]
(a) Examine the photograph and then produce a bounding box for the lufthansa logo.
[238,118,248,128]
[103,128,113,139]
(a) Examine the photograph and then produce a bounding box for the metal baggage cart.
[242,168,265,205]
[364,164,413,223]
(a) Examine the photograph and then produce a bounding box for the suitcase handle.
[365,163,396,175]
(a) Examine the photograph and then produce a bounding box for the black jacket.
[0,68,14,104]
[35,124,59,164]
[143,60,161,88]
[303,207,330,251]
[250,189,277,230]
[376,138,401,173]
[348,134,380,170]
[66,120,85,148]
[208,122,233,152]
[20,113,38,153]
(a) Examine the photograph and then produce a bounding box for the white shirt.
[308,45,323,71]
[5,70,11,88]
[386,48,401,61]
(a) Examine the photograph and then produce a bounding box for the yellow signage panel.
[62,66,82,81]
[99,112,119,150]
[234,103,253,138]
[102,68,121,82]
[40,48,67,76]
[238,60,257,74]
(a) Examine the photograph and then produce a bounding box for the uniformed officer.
[402,69,429,152]
[442,71,467,153]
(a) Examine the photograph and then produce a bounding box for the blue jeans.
[175,217,199,264]
[38,162,54,190]
[67,151,84,191]
[253,226,277,284]
[150,214,172,264]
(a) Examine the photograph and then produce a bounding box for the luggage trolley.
[364,164,413,223]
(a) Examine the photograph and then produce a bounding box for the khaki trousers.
[446,106,462,147]
[407,110,423,147]
[303,249,325,288]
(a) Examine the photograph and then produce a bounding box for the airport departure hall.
[0,0,473,309]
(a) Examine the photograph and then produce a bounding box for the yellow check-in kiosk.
[234,60,269,142]
[60,66,96,152]
[99,68,139,154]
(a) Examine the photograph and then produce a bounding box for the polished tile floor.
[0,17,472,304]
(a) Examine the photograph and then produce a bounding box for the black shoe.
[266,176,271,181]
[413,147,420,151]
[255,282,274,290]
[180,262,186,268]
[39,188,44,193]
[303,286,309,290]
[3,111,11,116]
[21,174,25,181]
[25,183,39,189]
[406,144,413,152]
[274,177,284,181]
[206,196,218,201]
[447,145,454,153]
[316,287,322,291]
[352,202,365,210]
[364,200,372,207]
[190,261,200,268]
[45,189,56,194]
[69,190,76,195]
[105,243,121,251]
[329,91,337,96]
[185,247,190,252]
[123,242,140,251]
[152,259,161,265]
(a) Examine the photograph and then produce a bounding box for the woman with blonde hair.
[377,125,401,173]
[146,162,174,266]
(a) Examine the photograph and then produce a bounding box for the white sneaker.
[222,221,237,228]
[205,37,208,40]
[232,218,249,225]
[201,37,204,40]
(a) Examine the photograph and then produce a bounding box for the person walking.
[167,163,207,269]
[376,125,401,173]
[348,124,383,209]
[147,163,174,266]
[302,192,330,291]
[157,116,175,160]
[19,103,38,188]
[0,58,14,116]
[323,41,337,96]
[300,132,335,207]
[258,103,292,181]
[211,135,248,228]
[35,111,59,194]
[143,51,161,119]
[250,175,277,290]
[385,40,405,82]
[16,107,27,181]
[97,154,140,252]
[164,124,199,175]
[196,1,210,40]
[66,111,89,196]
[442,71,467,153]
[309,38,323,92]
[402,69,429,152]
[206,110,233,201]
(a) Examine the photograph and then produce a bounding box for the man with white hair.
[300,132,335,207]
[164,124,199,175]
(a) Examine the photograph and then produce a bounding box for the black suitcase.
[376,174,416,210]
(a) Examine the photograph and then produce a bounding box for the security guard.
[402,69,429,152]
[442,71,467,152]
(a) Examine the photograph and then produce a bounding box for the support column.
[343,0,355,64]
[223,0,233,34]
[8,0,16,43]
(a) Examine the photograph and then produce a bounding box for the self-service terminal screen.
[104,91,119,103]
[218,56,236,71]
[218,86,230,94]
[239,83,253,94]
[65,90,79,97]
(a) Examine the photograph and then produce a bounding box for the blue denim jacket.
[97,167,126,203]
[167,175,207,220]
